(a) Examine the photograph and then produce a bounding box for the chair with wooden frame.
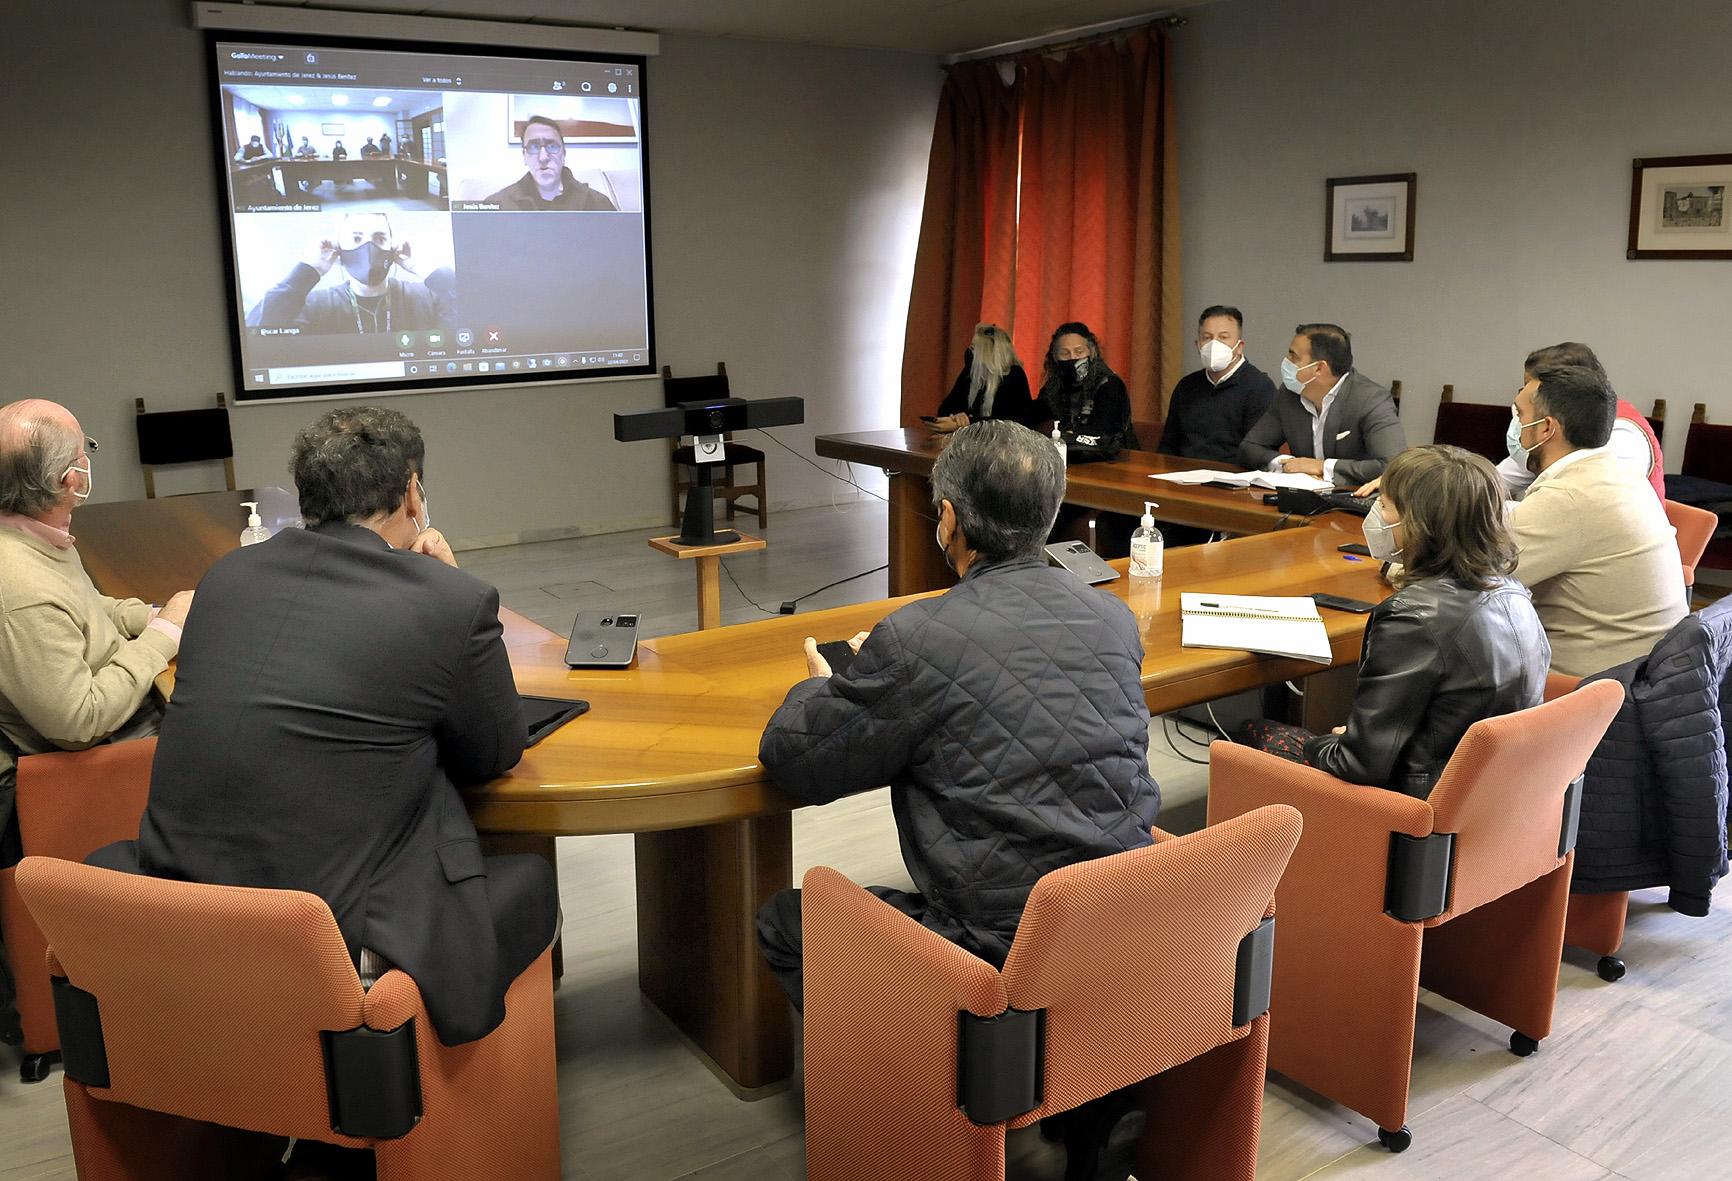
[0,739,156,1084]
[15,856,559,1181]
[800,805,1303,1181]
[665,363,767,531]
[1207,680,1623,1152]
[1429,384,1508,463]
[134,394,236,498]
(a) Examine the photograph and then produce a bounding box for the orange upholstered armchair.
[0,738,157,1083]
[1664,497,1717,591]
[800,804,1303,1181]
[1207,679,1623,1153]
[15,857,559,1181]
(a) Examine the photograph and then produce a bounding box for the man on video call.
[484,115,618,211]
[246,212,454,335]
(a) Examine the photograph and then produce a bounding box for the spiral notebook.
[1180,593,1333,664]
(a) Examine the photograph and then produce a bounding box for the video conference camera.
[614,395,804,547]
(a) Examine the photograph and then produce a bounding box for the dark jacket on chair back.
[106,521,552,1045]
[1303,576,1550,797]
[759,557,1162,967]
[1572,600,1732,913]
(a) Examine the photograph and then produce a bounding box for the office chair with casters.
[665,363,768,530]
[0,739,156,1084]
[15,857,559,1181]
[800,805,1303,1181]
[134,394,236,498]
[1207,679,1622,1152]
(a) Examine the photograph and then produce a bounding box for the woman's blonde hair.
[1381,445,1517,591]
[968,323,1019,406]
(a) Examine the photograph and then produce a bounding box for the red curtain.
[899,61,1021,424]
[900,27,1181,427]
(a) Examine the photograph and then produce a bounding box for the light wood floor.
[3,503,1724,1179]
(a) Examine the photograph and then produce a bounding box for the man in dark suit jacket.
[101,406,555,1047]
[1238,323,1406,488]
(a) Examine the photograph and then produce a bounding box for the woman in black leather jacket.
[1242,445,1550,797]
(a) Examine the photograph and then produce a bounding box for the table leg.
[634,814,794,1094]
[887,472,955,597]
[695,555,722,629]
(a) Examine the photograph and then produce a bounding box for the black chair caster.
[21,1050,61,1084]
[1377,1125,1412,1153]
[1597,955,1626,982]
[1509,1031,1540,1057]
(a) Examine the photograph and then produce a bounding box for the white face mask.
[1200,339,1237,372]
[1362,498,1403,562]
[63,460,92,502]
[413,476,431,532]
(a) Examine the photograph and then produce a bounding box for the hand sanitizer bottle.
[1051,423,1067,466]
[1130,501,1163,579]
[239,501,270,547]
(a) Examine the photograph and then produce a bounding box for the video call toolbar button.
[396,331,415,348]
[456,330,474,346]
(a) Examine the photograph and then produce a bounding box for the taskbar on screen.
[252,348,647,388]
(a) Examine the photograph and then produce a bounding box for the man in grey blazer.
[1238,323,1406,487]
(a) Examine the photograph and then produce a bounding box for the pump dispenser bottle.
[239,501,270,547]
[1130,502,1163,579]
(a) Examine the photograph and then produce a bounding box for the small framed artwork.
[1628,154,1732,259]
[1325,173,1416,262]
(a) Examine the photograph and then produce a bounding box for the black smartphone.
[1337,543,1373,557]
[817,640,858,676]
[1311,592,1376,614]
[918,415,940,424]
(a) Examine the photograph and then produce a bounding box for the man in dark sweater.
[483,114,618,211]
[1157,305,1277,463]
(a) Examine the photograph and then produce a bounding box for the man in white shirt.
[1238,323,1406,488]
[1506,364,1686,676]
[1498,342,1663,499]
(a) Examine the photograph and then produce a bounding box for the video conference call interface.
[215,38,654,400]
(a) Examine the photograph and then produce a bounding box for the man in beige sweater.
[0,400,195,852]
[1506,365,1687,677]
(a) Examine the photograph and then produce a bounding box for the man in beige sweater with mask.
[0,400,196,857]
[1504,365,1686,677]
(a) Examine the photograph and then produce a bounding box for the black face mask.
[339,242,395,286]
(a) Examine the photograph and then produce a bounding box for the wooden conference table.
[234,157,448,200]
[814,428,1363,596]
[72,487,1387,1095]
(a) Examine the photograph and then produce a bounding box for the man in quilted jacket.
[755,418,1162,1009]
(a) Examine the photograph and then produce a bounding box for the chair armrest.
[1543,671,1581,702]
[1208,742,1433,837]
[801,867,1008,1166]
[361,969,427,1033]
[15,740,157,860]
[1151,826,1181,844]
[1208,742,1433,920]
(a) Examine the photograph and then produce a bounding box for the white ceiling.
[261,0,1184,55]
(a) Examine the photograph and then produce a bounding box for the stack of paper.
[1180,593,1333,663]
[1150,469,1335,493]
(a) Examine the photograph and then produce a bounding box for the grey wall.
[0,3,937,544]
[1173,0,1732,468]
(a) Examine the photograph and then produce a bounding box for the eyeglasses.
[522,140,565,158]
[84,436,98,453]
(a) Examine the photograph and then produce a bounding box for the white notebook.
[1150,469,1335,492]
[1180,593,1333,664]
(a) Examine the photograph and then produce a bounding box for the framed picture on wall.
[1325,173,1416,261]
[1628,154,1732,259]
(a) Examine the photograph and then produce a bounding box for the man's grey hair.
[290,406,425,526]
[0,402,82,516]
[930,419,1065,564]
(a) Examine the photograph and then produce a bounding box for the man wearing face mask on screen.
[1238,323,1405,487]
[1158,306,1277,462]
[247,212,454,335]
